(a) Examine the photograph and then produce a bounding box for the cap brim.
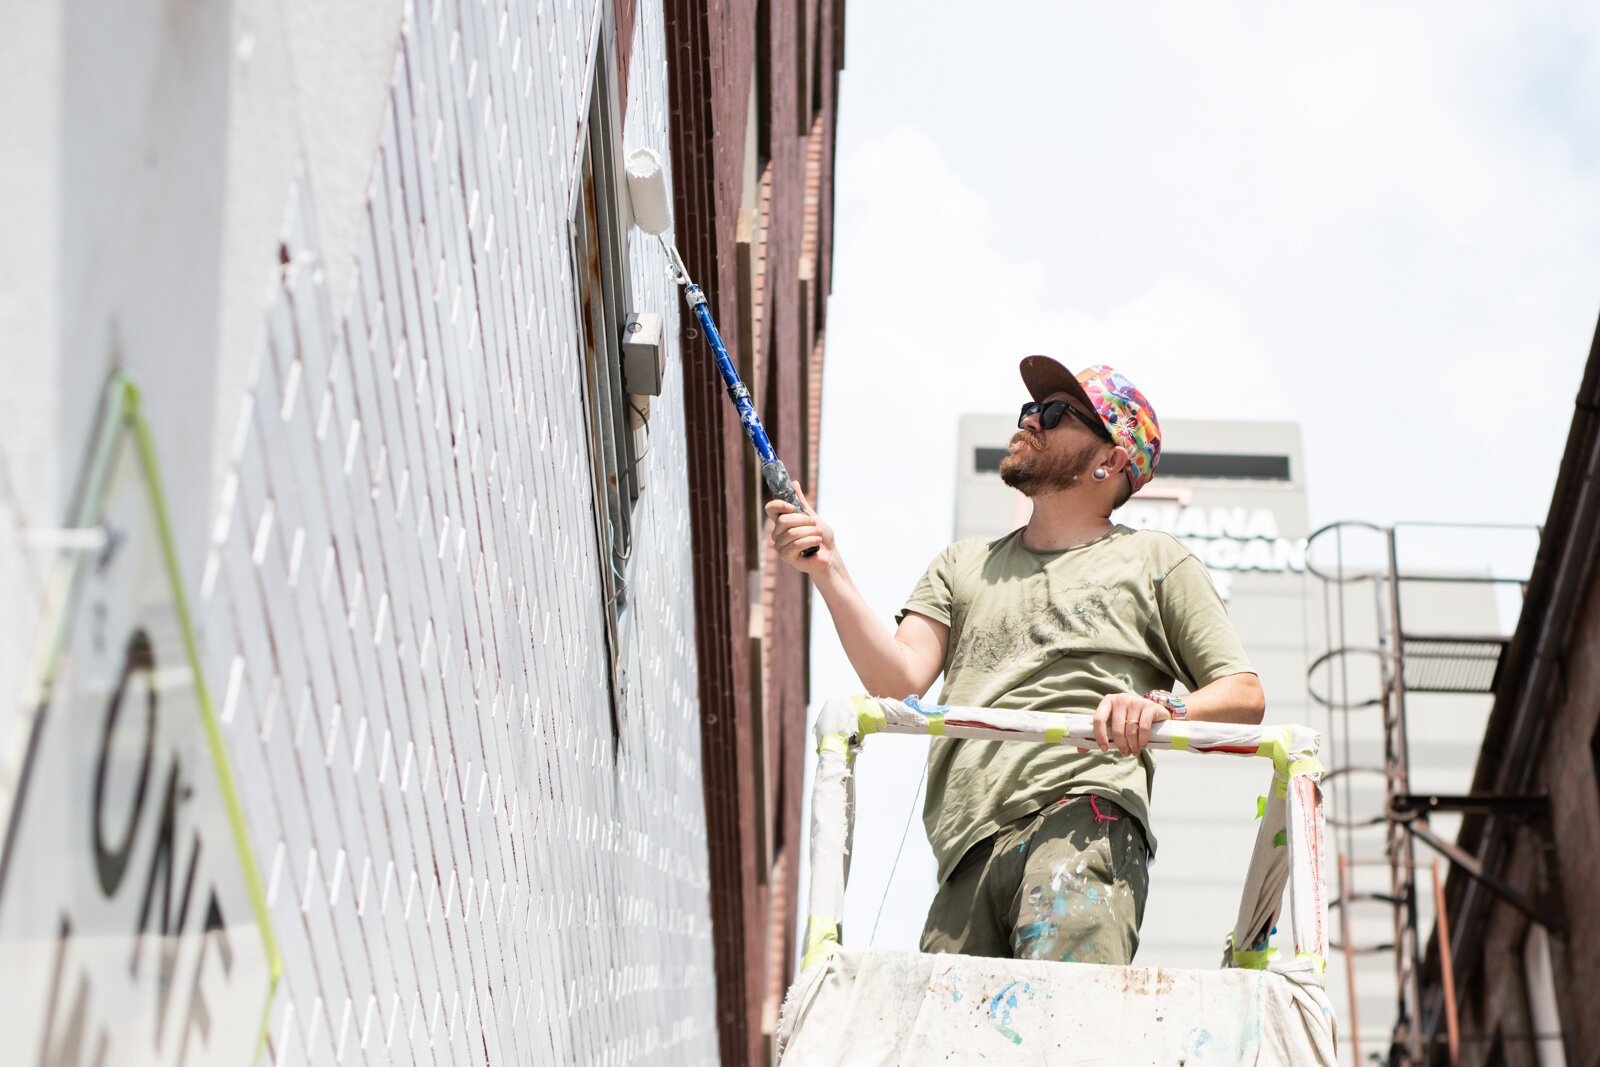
[1020,355,1099,414]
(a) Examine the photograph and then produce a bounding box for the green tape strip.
[1288,757,1323,779]
[817,732,850,757]
[1232,945,1279,970]
[1295,950,1328,975]
[1254,726,1294,775]
[1168,722,1190,751]
[125,377,282,1059]
[1044,715,1066,744]
[926,714,945,736]
[1272,773,1289,799]
[801,915,841,971]
[1273,830,1287,848]
[1255,796,1267,819]
[851,693,885,737]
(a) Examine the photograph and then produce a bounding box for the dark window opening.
[1591,721,1600,811]
[1486,1028,1507,1067]
[574,38,639,738]
[1156,452,1292,480]
[974,446,1007,474]
[755,0,772,167]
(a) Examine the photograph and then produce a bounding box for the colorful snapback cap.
[1019,356,1163,492]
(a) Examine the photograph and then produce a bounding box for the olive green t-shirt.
[899,525,1253,884]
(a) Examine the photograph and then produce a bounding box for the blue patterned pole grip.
[686,285,778,466]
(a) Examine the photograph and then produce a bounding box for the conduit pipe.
[1523,924,1566,1067]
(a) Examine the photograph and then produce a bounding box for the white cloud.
[825,1,1600,531]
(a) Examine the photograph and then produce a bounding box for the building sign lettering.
[1119,503,1307,574]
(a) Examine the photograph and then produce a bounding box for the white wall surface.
[0,0,718,1063]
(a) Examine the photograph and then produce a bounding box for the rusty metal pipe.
[1431,860,1460,1067]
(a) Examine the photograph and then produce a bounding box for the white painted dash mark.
[219,655,245,725]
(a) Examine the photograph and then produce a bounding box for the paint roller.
[625,147,819,557]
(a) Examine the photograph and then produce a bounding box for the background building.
[1413,328,1600,1067]
[0,2,840,1064]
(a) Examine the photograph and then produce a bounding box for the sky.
[804,3,1600,954]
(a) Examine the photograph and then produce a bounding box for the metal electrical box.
[621,312,665,397]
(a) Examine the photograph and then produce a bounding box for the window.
[1153,452,1292,481]
[1591,720,1599,811]
[736,69,776,878]
[1485,1028,1507,1067]
[972,447,1293,481]
[573,31,644,731]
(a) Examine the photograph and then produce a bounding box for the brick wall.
[1447,553,1600,1067]
[1421,345,1600,1067]
[662,0,843,1062]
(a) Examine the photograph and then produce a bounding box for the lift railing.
[799,695,1330,987]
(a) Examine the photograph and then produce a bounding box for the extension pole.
[624,147,815,554]
[683,277,800,505]
[661,237,817,555]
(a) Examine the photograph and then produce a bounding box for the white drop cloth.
[778,947,1336,1066]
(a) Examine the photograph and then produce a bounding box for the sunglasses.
[1018,400,1113,441]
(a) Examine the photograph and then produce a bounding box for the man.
[766,356,1265,966]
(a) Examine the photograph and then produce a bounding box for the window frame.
[571,26,639,734]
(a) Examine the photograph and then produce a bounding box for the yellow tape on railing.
[851,693,885,737]
[801,915,840,971]
[1044,715,1066,744]
[817,732,850,758]
[927,715,945,736]
[1254,726,1294,775]
[1167,721,1190,751]
[1295,950,1328,975]
[1232,945,1279,970]
[1288,756,1323,779]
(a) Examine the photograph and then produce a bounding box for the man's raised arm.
[766,493,948,700]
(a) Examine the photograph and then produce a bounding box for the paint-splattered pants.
[920,794,1149,964]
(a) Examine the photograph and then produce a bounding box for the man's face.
[999,392,1103,496]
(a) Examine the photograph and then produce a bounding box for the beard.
[998,430,1099,496]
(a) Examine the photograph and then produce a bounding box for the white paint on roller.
[625,147,674,236]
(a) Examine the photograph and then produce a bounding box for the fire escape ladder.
[1305,520,1540,1067]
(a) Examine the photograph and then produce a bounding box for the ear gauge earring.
[1092,467,1109,481]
